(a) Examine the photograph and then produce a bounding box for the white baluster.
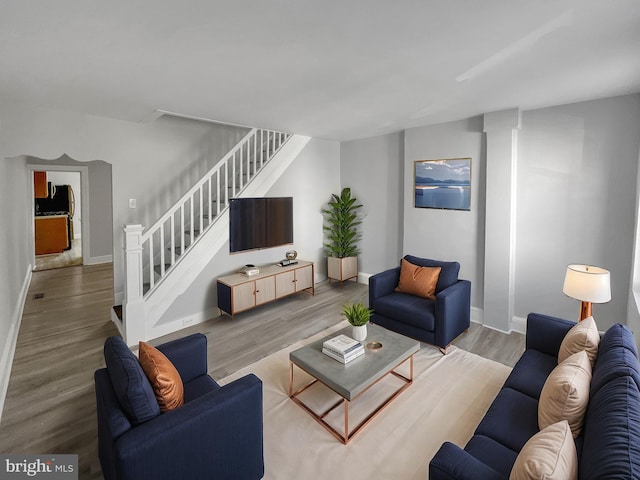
[199,186,203,234]
[232,151,237,196]
[180,204,185,255]
[170,215,175,265]
[253,131,257,177]
[208,176,212,226]
[190,196,194,245]
[244,140,249,183]
[260,130,264,167]
[159,225,165,276]
[240,144,245,189]
[216,169,221,214]
[148,235,155,290]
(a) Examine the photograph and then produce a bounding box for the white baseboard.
[84,254,113,266]
[114,290,124,306]
[510,316,527,335]
[110,308,125,338]
[468,307,526,335]
[479,318,525,335]
[358,272,372,285]
[0,265,32,424]
[148,306,220,341]
[471,306,483,324]
[481,322,512,335]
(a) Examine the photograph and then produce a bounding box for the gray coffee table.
[289,323,420,444]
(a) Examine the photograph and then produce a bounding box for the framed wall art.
[414,157,471,210]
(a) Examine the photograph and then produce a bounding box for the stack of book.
[322,334,365,364]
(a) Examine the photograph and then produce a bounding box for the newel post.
[123,224,146,346]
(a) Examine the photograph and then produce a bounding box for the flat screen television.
[229,197,293,253]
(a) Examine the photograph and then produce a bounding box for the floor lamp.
[562,264,611,321]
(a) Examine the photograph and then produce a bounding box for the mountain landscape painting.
[414,158,471,210]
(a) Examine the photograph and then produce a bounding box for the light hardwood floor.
[0,264,524,479]
[0,264,117,479]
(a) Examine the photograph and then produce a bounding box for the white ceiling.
[1,1,639,141]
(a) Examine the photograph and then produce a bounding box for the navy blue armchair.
[369,255,471,353]
[95,333,264,480]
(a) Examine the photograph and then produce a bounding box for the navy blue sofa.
[429,313,640,479]
[369,255,471,352]
[95,333,264,480]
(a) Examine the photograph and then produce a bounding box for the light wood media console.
[217,261,314,316]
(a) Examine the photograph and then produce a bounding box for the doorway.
[30,164,90,271]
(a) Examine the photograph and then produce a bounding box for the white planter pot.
[352,324,367,342]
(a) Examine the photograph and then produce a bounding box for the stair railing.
[132,128,291,298]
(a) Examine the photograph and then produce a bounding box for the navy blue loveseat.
[429,313,640,479]
[369,255,471,353]
[95,333,264,480]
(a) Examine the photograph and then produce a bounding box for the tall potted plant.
[322,187,362,285]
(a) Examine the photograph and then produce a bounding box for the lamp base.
[579,301,592,321]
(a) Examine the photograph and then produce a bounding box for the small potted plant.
[322,187,363,285]
[342,302,373,342]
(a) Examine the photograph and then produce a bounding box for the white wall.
[0,99,249,302]
[3,93,640,355]
[515,95,640,329]
[340,132,404,277]
[403,117,486,309]
[393,95,640,331]
[0,156,32,337]
[628,143,640,336]
[88,160,114,260]
[157,138,341,325]
[0,155,32,418]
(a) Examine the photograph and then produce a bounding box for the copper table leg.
[289,355,414,444]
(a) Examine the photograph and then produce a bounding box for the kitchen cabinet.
[217,261,314,316]
[35,215,70,255]
[34,171,47,198]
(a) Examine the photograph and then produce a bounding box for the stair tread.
[154,263,174,274]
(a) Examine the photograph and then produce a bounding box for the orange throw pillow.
[395,259,441,300]
[138,341,184,412]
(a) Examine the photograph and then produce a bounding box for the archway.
[26,154,113,270]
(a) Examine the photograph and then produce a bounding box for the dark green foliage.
[342,302,373,326]
[322,187,362,258]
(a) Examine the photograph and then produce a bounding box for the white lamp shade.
[563,264,611,303]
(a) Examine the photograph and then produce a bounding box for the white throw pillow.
[558,316,599,368]
[539,350,592,437]
[509,420,578,480]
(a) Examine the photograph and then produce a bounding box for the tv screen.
[229,197,293,253]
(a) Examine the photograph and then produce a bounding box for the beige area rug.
[221,322,512,479]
